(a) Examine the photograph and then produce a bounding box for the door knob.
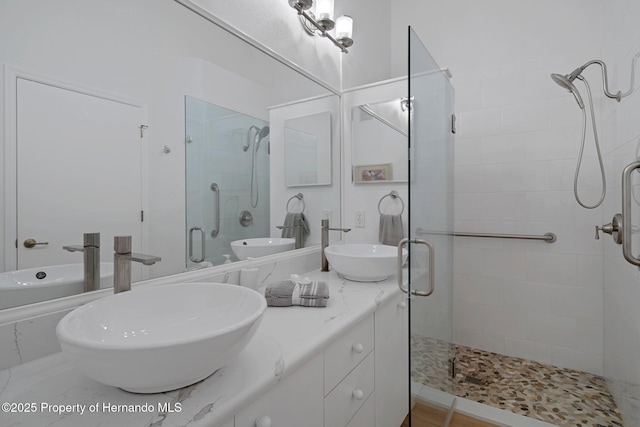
[23,238,49,249]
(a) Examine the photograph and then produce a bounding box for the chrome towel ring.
[286,193,305,213]
[378,191,404,215]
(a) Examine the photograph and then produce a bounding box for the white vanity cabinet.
[235,353,324,427]
[375,293,409,426]
[324,313,375,426]
[229,292,407,427]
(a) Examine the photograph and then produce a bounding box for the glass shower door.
[406,27,456,426]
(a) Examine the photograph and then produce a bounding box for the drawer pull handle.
[255,415,272,427]
[352,343,364,353]
[397,301,407,309]
[352,388,364,400]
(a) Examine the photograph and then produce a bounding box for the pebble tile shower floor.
[411,336,624,427]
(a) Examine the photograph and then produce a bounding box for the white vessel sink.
[324,244,408,282]
[56,282,266,393]
[0,263,114,310]
[231,237,296,260]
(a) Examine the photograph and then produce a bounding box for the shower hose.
[574,75,606,209]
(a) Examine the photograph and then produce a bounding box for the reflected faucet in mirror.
[63,233,101,293]
[113,236,161,294]
[321,219,351,272]
[277,218,305,249]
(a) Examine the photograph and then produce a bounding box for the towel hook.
[286,193,305,214]
[378,191,405,215]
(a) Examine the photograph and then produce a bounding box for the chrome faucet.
[321,219,351,272]
[276,217,304,249]
[113,236,161,293]
[63,232,101,293]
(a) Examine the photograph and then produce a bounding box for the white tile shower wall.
[601,0,640,424]
[390,0,607,375]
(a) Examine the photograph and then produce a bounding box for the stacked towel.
[280,212,310,243]
[379,214,404,246]
[265,279,329,307]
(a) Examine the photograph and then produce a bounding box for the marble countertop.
[0,269,403,427]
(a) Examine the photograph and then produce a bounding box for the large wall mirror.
[0,0,340,310]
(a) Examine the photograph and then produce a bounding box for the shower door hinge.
[140,210,144,222]
[451,114,457,134]
[450,357,457,378]
[139,124,148,138]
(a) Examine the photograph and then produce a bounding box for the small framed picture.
[354,164,393,183]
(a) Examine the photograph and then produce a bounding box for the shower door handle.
[210,183,220,238]
[622,161,640,266]
[397,237,435,297]
[189,226,205,263]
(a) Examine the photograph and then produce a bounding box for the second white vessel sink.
[231,237,295,260]
[324,243,408,282]
[0,263,113,310]
[56,282,266,393]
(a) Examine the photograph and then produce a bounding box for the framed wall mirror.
[284,111,332,187]
[0,0,340,310]
[351,98,408,183]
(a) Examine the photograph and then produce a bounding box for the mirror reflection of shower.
[185,96,270,267]
[550,53,640,209]
[246,125,270,208]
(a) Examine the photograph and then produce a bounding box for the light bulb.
[336,15,353,47]
[316,0,334,21]
[315,0,334,31]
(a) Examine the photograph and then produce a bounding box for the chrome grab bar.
[622,161,640,266]
[210,183,220,238]
[415,228,556,243]
[397,238,435,297]
[189,226,205,263]
[453,231,556,243]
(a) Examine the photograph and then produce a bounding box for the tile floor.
[411,335,624,427]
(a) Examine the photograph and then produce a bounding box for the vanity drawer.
[324,313,374,395]
[324,352,375,427]
[235,354,323,427]
[346,392,375,427]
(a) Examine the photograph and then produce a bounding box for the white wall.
[185,0,341,91]
[390,0,607,375]
[601,1,640,424]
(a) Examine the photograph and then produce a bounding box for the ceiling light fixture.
[288,0,353,53]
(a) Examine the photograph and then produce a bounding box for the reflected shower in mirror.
[284,112,332,186]
[351,98,409,183]
[185,97,270,267]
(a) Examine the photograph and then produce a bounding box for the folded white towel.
[379,214,404,246]
[265,279,329,307]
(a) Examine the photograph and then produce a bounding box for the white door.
[13,77,145,273]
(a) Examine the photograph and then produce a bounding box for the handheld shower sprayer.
[549,57,638,209]
[247,125,270,208]
[551,54,640,106]
[551,71,585,109]
[243,125,260,152]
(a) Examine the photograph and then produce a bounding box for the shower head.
[551,72,585,109]
[254,126,270,150]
